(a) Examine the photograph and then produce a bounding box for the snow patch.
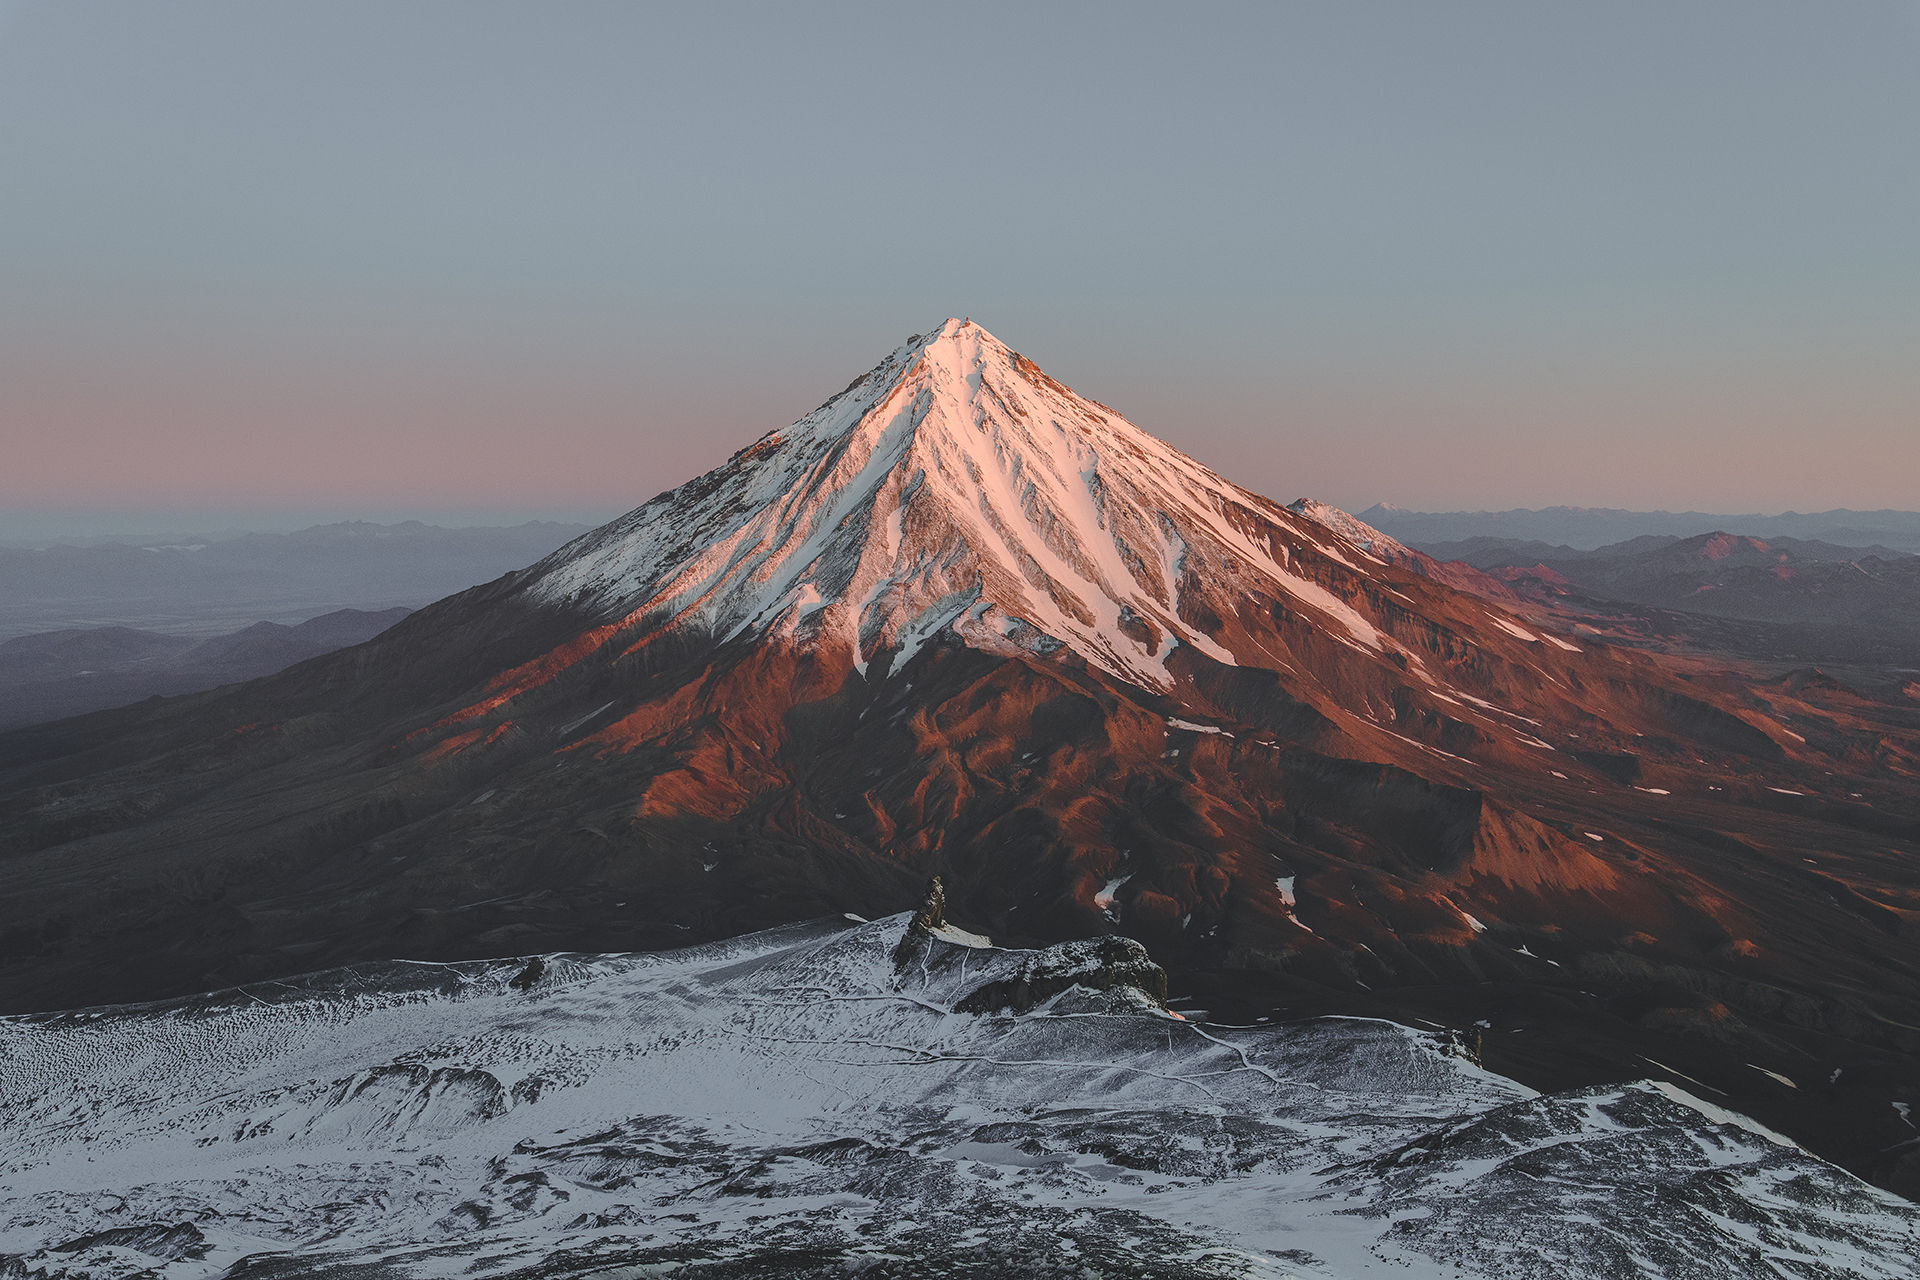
[1646,1080,1803,1150]
[929,922,994,948]
[1489,615,1543,643]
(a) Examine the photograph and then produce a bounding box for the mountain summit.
[522,319,1417,689]
[3,320,1917,1198]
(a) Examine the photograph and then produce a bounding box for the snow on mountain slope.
[1286,496,1534,614]
[384,317,1713,793]
[3,916,1914,1278]
[521,320,1438,690]
[1283,499,1415,563]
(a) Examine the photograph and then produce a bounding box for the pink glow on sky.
[8,306,1915,526]
[4,4,1917,530]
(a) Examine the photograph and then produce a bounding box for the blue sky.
[3,2,1916,533]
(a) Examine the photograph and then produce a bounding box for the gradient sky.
[3,2,1916,536]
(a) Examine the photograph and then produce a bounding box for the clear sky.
[3,1,1916,536]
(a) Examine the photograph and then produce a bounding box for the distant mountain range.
[0,607,411,731]
[1361,504,1920,553]
[0,519,594,640]
[1411,530,1920,667]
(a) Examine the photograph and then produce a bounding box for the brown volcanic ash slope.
[3,320,1918,1193]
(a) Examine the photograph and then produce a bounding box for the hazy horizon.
[5,3,1917,519]
[0,505,614,545]
[13,495,1920,550]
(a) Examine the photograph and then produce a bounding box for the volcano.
[2,320,1917,1196]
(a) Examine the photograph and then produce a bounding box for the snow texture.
[3,915,1914,1279]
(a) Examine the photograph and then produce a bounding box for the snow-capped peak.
[523,319,1394,688]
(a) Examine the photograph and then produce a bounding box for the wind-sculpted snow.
[2,917,1913,1279]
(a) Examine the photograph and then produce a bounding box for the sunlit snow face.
[519,320,1412,692]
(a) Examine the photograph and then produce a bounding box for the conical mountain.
[2,320,1916,1198]
[433,318,1612,771]
[517,318,1434,686]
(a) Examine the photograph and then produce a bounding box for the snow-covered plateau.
[2,913,1913,1279]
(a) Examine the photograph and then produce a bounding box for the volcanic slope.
[1,320,1917,1195]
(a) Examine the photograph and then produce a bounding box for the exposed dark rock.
[1569,748,1641,785]
[49,1222,208,1261]
[891,876,948,968]
[954,935,1169,1014]
[509,956,547,992]
[911,876,946,933]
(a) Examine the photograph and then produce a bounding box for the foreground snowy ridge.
[2,915,1913,1278]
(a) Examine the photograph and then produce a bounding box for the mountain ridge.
[0,608,413,730]
[1360,504,1920,553]
[0,520,594,641]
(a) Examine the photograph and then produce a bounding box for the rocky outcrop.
[890,881,1170,1016]
[50,1222,209,1262]
[891,876,949,969]
[508,956,546,992]
[954,935,1169,1015]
